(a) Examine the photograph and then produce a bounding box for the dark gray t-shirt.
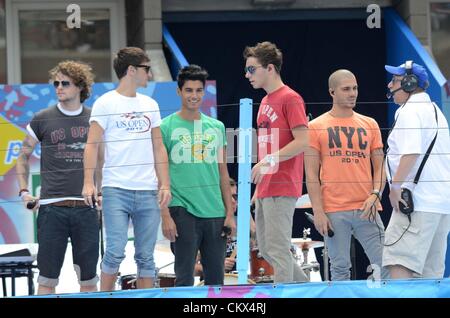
[29,105,91,199]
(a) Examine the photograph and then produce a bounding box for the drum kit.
[154,261,176,288]
[119,274,137,290]
[291,228,322,281]
[119,272,177,290]
[249,228,323,283]
[119,227,326,289]
[249,247,274,283]
[118,195,329,289]
[241,196,325,284]
[119,261,176,290]
[155,273,176,288]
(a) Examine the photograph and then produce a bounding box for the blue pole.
[445,234,450,277]
[237,98,253,284]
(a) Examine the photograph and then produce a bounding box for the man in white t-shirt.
[82,47,171,290]
[383,60,450,279]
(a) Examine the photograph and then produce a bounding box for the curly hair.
[49,60,95,103]
[243,41,283,74]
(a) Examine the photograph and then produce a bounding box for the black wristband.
[19,189,29,197]
[371,190,381,201]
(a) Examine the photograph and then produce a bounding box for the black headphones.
[400,60,419,93]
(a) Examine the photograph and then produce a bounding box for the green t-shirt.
[160,112,227,218]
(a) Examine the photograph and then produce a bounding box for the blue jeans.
[326,210,389,281]
[101,187,160,278]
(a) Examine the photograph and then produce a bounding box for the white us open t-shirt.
[386,92,450,214]
[90,90,161,190]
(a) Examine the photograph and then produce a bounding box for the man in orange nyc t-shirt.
[305,69,388,281]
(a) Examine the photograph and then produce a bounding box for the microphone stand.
[350,236,357,280]
[323,238,330,281]
[99,208,104,259]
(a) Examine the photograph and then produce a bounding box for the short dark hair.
[113,47,150,79]
[243,41,283,74]
[177,64,209,89]
[49,60,94,103]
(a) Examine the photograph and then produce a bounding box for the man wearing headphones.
[383,61,450,279]
[305,69,388,281]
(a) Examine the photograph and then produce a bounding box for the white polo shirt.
[386,92,450,214]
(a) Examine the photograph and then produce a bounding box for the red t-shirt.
[256,85,307,198]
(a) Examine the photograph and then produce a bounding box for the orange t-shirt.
[309,112,383,213]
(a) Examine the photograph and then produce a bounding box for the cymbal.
[296,194,312,209]
[291,238,324,249]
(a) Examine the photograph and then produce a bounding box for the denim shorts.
[36,204,99,287]
[101,187,160,278]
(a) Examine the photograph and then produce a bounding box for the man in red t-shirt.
[243,41,308,283]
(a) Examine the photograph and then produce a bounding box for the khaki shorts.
[382,210,450,278]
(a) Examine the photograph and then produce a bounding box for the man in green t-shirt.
[160,65,236,286]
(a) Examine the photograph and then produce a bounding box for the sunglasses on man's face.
[133,64,151,73]
[53,80,71,88]
[244,65,263,75]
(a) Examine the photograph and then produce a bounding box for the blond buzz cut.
[328,69,356,91]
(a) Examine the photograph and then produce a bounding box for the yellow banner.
[0,115,26,176]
